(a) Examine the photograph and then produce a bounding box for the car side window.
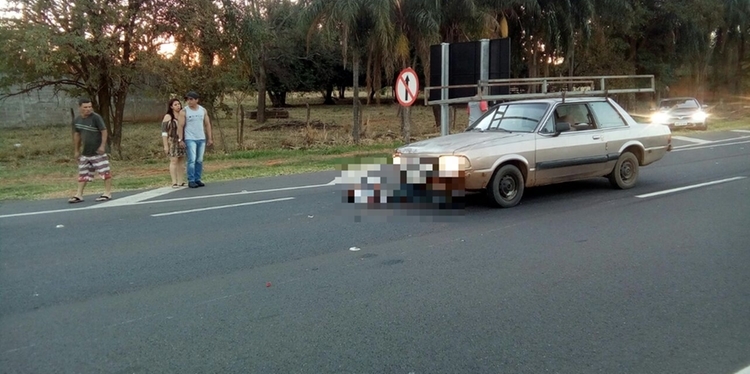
[540,114,555,134]
[590,102,627,129]
[553,104,596,131]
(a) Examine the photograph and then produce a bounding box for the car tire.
[487,164,525,208]
[608,152,639,189]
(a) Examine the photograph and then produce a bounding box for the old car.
[650,97,708,130]
[388,96,673,208]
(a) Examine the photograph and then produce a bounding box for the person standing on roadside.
[177,91,213,188]
[467,100,488,126]
[161,98,186,188]
[68,97,113,203]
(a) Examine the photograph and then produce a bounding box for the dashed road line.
[635,176,747,199]
[672,135,711,144]
[0,180,336,219]
[672,139,750,151]
[151,197,295,217]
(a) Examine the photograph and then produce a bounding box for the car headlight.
[392,156,401,165]
[438,156,470,172]
[651,112,669,124]
[692,111,707,121]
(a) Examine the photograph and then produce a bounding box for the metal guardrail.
[424,75,656,105]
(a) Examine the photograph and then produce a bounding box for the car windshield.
[659,99,699,110]
[468,103,549,133]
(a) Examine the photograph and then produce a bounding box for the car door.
[534,103,608,185]
[588,99,631,167]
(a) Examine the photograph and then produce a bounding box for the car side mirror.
[702,104,708,109]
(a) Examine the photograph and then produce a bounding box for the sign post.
[395,67,419,143]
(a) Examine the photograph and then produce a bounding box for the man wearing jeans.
[177,91,213,188]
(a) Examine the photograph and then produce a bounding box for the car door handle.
[592,135,602,140]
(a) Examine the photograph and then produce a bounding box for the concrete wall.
[0,85,165,128]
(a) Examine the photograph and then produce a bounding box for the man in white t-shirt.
[177,91,214,188]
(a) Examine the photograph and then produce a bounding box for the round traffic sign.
[395,68,419,106]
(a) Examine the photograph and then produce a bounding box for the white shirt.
[184,105,206,140]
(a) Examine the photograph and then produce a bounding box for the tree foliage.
[0,0,170,157]
[1,0,750,147]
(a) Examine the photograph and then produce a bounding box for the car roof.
[659,97,698,101]
[501,97,610,105]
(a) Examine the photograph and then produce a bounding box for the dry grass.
[0,95,468,200]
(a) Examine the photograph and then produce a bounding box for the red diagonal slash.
[398,73,417,104]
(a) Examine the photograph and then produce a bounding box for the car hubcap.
[620,160,634,181]
[500,175,517,200]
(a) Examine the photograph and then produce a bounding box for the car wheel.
[487,164,525,208]
[608,152,639,189]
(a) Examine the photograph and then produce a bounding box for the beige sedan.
[393,97,673,208]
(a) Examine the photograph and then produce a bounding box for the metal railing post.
[441,43,450,136]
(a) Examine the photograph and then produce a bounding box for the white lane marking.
[734,364,750,374]
[636,177,747,199]
[0,181,335,219]
[732,129,750,134]
[134,181,334,206]
[0,206,95,219]
[672,135,711,144]
[3,344,36,354]
[91,186,178,208]
[151,197,295,217]
[672,139,750,151]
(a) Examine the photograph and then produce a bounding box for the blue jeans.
[185,139,205,182]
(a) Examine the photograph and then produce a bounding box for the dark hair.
[78,97,92,106]
[166,98,181,122]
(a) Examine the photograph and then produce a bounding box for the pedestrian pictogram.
[395,68,419,107]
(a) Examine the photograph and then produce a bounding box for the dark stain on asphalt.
[360,253,378,259]
[381,259,404,266]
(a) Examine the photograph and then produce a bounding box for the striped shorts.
[78,154,112,182]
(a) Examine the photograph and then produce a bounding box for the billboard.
[428,38,511,102]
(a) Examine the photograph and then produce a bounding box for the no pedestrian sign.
[395,68,419,106]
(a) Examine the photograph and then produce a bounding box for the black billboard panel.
[428,38,511,102]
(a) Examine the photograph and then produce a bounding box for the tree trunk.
[352,52,361,143]
[208,107,228,154]
[402,105,411,143]
[737,31,745,94]
[365,53,373,105]
[373,59,382,105]
[95,88,116,156]
[323,84,335,104]
[268,91,287,107]
[112,84,127,159]
[239,104,245,147]
[257,55,267,124]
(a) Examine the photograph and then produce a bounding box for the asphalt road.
[2,131,749,374]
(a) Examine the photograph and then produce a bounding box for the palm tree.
[303,0,397,143]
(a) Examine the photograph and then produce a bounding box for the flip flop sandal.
[95,195,111,202]
[68,196,84,204]
[172,184,179,188]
